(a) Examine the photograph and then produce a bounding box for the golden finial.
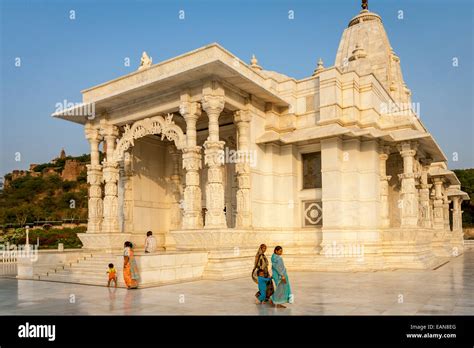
[312,58,325,76]
[250,54,262,71]
[362,0,368,11]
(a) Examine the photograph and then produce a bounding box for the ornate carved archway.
[112,114,186,162]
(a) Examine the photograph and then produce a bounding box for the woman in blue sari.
[270,246,293,308]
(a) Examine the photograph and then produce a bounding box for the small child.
[144,231,157,253]
[256,269,272,304]
[107,263,117,287]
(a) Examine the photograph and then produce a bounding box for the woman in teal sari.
[270,246,293,308]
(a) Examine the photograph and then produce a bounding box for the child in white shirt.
[144,231,157,253]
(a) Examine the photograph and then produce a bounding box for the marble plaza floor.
[0,249,473,316]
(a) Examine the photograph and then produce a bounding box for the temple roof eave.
[51,102,96,125]
[446,186,470,200]
[256,125,447,162]
[53,43,292,125]
[447,188,470,200]
[429,166,461,186]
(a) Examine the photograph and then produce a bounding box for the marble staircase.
[31,251,209,288]
[35,253,125,287]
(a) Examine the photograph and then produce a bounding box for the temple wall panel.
[321,137,382,238]
[249,112,298,228]
[358,140,381,228]
[321,137,344,229]
[130,137,171,240]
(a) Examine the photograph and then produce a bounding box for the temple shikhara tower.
[22,3,468,286]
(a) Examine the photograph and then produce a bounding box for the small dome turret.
[334,2,411,105]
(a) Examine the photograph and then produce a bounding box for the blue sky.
[1,0,473,177]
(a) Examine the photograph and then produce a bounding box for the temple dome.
[334,9,411,105]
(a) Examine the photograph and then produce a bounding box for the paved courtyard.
[0,250,473,315]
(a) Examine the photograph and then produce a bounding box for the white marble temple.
[46,4,470,285]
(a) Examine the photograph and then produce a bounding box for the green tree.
[453,168,474,227]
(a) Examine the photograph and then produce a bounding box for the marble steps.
[38,273,126,287]
[58,265,115,273]
[41,271,107,282]
[34,251,210,288]
[36,253,125,287]
[63,259,119,267]
[37,271,126,287]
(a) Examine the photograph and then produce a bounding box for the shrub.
[3,226,85,249]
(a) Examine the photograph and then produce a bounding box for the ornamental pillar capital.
[201,94,225,117]
[204,141,225,167]
[85,123,102,143]
[99,119,119,139]
[102,161,120,181]
[234,109,251,124]
[182,146,202,171]
[179,101,202,122]
[397,141,418,157]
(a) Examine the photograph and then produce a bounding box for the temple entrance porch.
[78,81,255,254]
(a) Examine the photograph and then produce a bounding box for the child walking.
[255,269,272,304]
[107,263,117,287]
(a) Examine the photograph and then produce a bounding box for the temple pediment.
[53,43,290,125]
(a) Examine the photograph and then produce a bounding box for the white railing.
[0,263,17,276]
[0,250,17,264]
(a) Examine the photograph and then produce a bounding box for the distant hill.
[0,150,103,227]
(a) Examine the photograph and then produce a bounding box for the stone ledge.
[78,233,131,252]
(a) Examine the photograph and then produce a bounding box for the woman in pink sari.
[123,241,139,289]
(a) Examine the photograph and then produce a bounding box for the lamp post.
[25,225,30,252]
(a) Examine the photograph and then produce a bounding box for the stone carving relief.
[113,114,186,163]
[138,51,152,70]
[303,201,323,227]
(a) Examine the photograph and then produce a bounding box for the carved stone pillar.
[397,141,418,227]
[168,145,183,230]
[443,194,450,231]
[418,160,432,228]
[100,120,119,161]
[85,123,103,233]
[202,92,226,228]
[432,177,445,230]
[452,196,462,231]
[100,122,120,234]
[179,99,203,229]
[120,154,133,233]
[182,147,203,229]
[379,145,391,228]
[179,99,201,148]
[234,109,252,228]
[101,161,119,233]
